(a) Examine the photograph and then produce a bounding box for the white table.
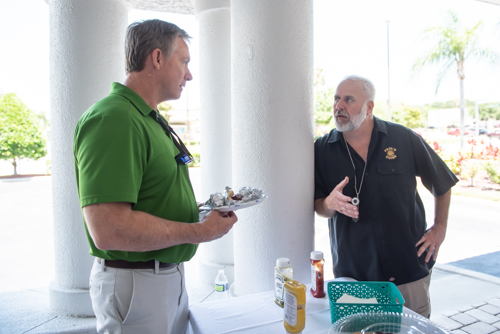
[187,279,415,334]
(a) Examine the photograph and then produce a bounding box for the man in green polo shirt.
[73,20,238,334]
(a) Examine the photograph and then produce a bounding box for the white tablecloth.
[187,279,415,334]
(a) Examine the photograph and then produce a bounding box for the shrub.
[440,154,461,175]
[461,159,482,186]
[188,152,201,168]
[485,162,500,185]
[482,143,500,160]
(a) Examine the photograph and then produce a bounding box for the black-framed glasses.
[154,111,194,165]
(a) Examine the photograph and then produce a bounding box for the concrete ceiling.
[129,0,194,14]
[43,0,500,14]
[475,0,500,4]
[129,0,500,14]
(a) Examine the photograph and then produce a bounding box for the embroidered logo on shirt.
[384,147,397,160]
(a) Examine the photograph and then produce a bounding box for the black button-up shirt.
[314,117,458,285]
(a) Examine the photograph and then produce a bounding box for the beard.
[334,104,368,132]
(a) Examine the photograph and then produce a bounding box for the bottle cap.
[310,251,323,260]
[276,258,290,267]
[218,269,224,275]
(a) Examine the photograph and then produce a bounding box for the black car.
[466,126,487,135]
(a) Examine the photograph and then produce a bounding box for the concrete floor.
[1,169,500,333]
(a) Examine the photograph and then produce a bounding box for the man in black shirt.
[314,75,458,317]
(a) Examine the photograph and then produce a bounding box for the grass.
[452,189,500,201]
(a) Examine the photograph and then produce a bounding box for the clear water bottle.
[214,269,229,300]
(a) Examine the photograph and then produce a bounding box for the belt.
[96,258,176,270]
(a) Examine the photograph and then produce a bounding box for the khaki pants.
[89,259,189,334]
[397,270,432,318]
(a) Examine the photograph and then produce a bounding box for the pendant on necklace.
[352,197,359,222]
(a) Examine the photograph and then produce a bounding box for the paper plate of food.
[198,186,268,213]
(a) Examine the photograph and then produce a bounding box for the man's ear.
[151,48,162,70]
[367,100,374,115]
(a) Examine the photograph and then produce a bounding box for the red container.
[310,251,326,298]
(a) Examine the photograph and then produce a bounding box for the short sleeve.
[410,131,458,197]
[74,114,146,207]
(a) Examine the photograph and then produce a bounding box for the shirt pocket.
[377,163,407,197]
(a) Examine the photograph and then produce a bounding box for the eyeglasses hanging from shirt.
[153,110,194,165]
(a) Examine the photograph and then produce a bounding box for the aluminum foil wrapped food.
[205,192,225,207]
[205,186,265,208]
[239,186,263,201]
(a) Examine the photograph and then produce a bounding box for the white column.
[231,0,315,296]
[194,0,234,286]
[48,0,130,316]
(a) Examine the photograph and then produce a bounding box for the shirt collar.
[326,116,388,143]
[109,82,155,117]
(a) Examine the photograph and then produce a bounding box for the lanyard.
[153,110,194,165]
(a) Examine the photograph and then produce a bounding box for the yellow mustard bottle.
[283,280,306,334]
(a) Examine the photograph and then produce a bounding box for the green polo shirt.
[73,82,199,263]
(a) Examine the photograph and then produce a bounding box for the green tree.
[468,103,500,121]
[372,102,388,121]
[158,102,172,121]
[314,68,334,127]
[315,87,335,126]
[0,93,47,175]
[413,11,497,147]
[425,100,459,109]
[392,105,423,129]
[425,99,476,110]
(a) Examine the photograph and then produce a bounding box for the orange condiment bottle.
[284,280,306,334]
[310,251,326,298]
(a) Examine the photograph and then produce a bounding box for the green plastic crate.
[327,281,405,323]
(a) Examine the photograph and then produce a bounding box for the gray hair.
[340,75,376,102]
[125,19,191,73]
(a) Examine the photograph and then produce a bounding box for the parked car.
[447,127,470,136]
[486,129,500,138]
[465,126,487,135]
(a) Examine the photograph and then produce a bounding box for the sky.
[1,0,500,118]
[313,0,500,107]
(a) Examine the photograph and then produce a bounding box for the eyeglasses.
[154,111,194,165]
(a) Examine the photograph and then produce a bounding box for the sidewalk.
[430,264,500,333]
[1,172,500,333]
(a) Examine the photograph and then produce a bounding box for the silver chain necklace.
[345,140,367,222]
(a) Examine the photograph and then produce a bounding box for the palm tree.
[413,11,497,148]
